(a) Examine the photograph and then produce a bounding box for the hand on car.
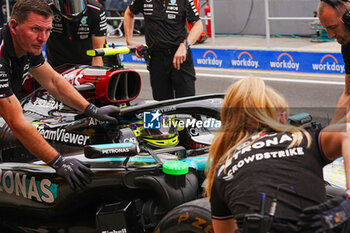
[297,195,350,233]
[49,154,93,190]
[127,41,144,58]
[84,103,120,124]
[136,44,147,58]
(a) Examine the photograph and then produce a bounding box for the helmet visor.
[143,126,176,139]
[54,0,86,18]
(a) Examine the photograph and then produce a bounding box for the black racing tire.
[153,198,213,233]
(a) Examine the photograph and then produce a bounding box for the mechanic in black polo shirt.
[124,0,203,101]
[0,0,120,190]
[46,0,107,67]
[318,0,350,124]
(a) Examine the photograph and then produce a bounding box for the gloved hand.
[298,195,349,233]
[136,45,146,58]
[83,103,120,124]
[49,154,93,190]
[136,45,150,66]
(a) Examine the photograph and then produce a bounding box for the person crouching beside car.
[206,77,350,233]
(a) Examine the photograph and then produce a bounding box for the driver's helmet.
[53,0,88,20]
[136,115,179,148]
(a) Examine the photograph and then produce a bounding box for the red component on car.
[60,66,142,104]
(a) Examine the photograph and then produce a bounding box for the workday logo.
[143,110,161,129]
[131,54,145,62]
[270,53,300,71]
[231,51,259,69]
[312,54,344,73]
[196,50,223,67]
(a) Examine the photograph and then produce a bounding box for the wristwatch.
[183,40,190,49]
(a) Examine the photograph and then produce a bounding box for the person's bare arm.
[91,35,106,66]
[0,95,58,163]
[173,19,203,70]
[342,127,350,190]
[321,72,350,190]
[320,123,350,189]
[331,74,350,124]
[124,7,139,47]
[124,7,143,59]
[29,62,89,112]
[185,19,204,47]
[212,218,238,233]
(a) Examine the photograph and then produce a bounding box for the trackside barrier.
[119,48,345,75]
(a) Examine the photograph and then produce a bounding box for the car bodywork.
[0,64,225,233]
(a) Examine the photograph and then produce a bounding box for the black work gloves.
[49,154,93,190]
[84,103,120,124]
[298,195,350,233]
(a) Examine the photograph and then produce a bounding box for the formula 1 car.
[0,47,345,233]
[0,46,223,232]
[0,92,219,233]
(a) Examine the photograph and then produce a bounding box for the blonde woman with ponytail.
[206,77,350,233]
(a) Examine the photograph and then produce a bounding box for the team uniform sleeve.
[129,0,143,15]
[316,129,336,165]
[210,176,234,220]
[90,6,107,36]
[0,63,13,98]
[342,44,350,74]
[30,53,45,68]
[185,0,200,24]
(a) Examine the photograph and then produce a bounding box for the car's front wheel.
[153,198,213,233]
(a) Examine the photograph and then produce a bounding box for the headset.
[321,0,350,30]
